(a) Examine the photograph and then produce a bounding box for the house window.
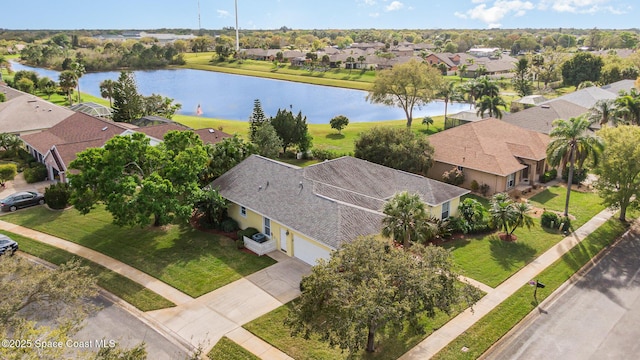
[240,206,247,217]
[507,173,516,189]
[441,201,450,220]
[264,217,271,237]
[457,165,464,171]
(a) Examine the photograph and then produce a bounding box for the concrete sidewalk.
[400,207,616,360]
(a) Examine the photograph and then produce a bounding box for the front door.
[522,165,530,181]
[280,228,288,253]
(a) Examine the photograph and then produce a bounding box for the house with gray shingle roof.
[428,118,551,195]
[0,84,74,135]
[542,86,616,109]
[211,155,468,265]
[501,100,589,135]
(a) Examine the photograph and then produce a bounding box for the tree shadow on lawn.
[325,133,345,140]
[489,236,537,271]
[529,189,559,206]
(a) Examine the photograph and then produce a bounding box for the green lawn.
[2,206,276,297]
[528,185,605,228]
[207,337,260,360]
[5,230,175,311]
[445,187,605,287]
[243,299,470,360]
[433,212,635,360]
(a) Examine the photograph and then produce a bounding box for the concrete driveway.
[481,223,640,360]
[147,252,310,352]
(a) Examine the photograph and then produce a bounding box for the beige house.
[428,118,551,195]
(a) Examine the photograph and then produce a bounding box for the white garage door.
[293,235,331,265]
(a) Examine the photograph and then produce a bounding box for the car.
[0,191,45,212]
[0,235,18,256]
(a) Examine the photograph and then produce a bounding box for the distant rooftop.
[69,102,112,118]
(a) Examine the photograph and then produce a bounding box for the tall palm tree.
[476,95,506,119]
[615,90,640,125]
[70,62,85,104]
[58,70,77,105]
[381,191,430,249]
[588,99,618,127]
[99,79,116,107]
[462,79,481,110]
[458,64,467,83]
[476,76,500,98]
[547,116,604,216]
[438,81,462,121]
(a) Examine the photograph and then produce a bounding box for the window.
[240,206,247,217]
[441,201,450,220]
[264,217,271,237]
[507,173,516,189]
[457,165,464,171]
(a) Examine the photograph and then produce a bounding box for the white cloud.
[538,0,627,14]
[369,12,380,17]
[385,1,404,11]
[455,1,534,25]
[217,9,230,18]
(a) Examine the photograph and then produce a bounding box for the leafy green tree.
[615,89,640,125]
[476,95,507,119]
[0,163,17,186]
[270,108,311,154]
[561,52,604,86]
[58,70,77,105]
[329,115,349,134]
[100,79,116,107]
[248,99,269,142]
[382,191,430,248]
[37,76,56,99]
[367,59,443,127]
[142,93,182,119]
[595,126,640,222]
[488,193,534,240]
[354,127,434,176]
[194,188,228,226]
[547,116,604,216]
[252,123,282,159]
[286,236,481,354]
[0,133,23,156]
[200,135,256,185]
[112,71,144,123]
[70,131,208,227]
[15,77,35,94]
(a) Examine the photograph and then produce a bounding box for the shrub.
[219,217,239,233]
[541,211,560,229]
[442,167,464,185]
[470,180,479,192]
[312,149,339,161]
[23,163,47,183]
[479,184,491,196]
[44,182,71,210]
[235,239,245,249]
[539,169,557,183]
[237,227,259,240]
[562,167,587,184]
[0,163,17,185]
[560,216,571,232]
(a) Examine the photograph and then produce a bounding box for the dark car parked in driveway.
[0,235,18,255]
[0,191,45,212]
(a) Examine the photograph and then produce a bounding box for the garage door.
[293,235,331,266]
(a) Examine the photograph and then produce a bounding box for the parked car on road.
[0,235,18,255]
[0,191,45,212]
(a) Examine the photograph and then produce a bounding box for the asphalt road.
[481,224,640,360]
[73,294,190,360]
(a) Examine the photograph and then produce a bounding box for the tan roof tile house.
[427,118,551,195]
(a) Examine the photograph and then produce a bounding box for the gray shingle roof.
[211,155,468,249]
[601,79,637,95]
[0,87,74,134]
[501,100,588,134]
[542,86,616,109]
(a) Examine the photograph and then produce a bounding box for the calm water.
[10,61,469,124]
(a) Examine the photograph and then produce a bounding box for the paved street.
[481,223,640,360]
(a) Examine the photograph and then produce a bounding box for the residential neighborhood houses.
[2,27,640,360]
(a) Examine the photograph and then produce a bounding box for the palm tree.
[70,62,85,104]
[438,81,462,121]
[346,56,355,73]
[357,55,366,69]
[58,70,77,105]
[476,76,500,98]
[476,95,506,119]
[462,79,481,110]
[511,202,535,236]
[99,79,116,107]
[422,116,434,131]
[588,99,618,127]
[489,194,534,240]
[615,90,640,125]
[547,116,604,216]
[381,191,429,249]
[458,64,467,82]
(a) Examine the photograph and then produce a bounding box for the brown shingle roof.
[136,123,190,140]
[194,128,232,145]
[429,118,550,176]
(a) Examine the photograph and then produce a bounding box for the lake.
[10,61,470,124]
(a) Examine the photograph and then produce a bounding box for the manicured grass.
[528,185,605,228]
[433,212,635,360]
[4,230,175,311]
[244,298,471,360]
[460,193,490,208]
[174,115,444,155]
[207,337,260,360]
[446,188,604,287]
[2,206,276,297]
[181,53,375,91]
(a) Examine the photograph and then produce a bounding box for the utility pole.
[235,0,240,51]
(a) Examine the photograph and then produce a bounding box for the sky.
[1,0,637,30]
